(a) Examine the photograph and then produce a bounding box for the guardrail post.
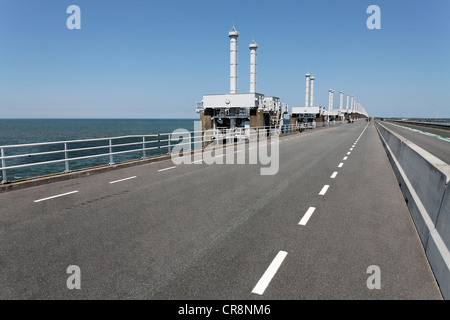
[1,148,7,184]
[158,134,161,152]
[168,134,171,155]
[109,139,114,165]
[142,137,146,159]
[64,143,70,173]
[188,132,191,151]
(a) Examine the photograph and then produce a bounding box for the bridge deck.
[383,121,450,164]
[0,121,442,299]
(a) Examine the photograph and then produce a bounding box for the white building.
[196,27,288,140]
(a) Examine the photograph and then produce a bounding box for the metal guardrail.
[0,121,348,184]
[0,134,171,184]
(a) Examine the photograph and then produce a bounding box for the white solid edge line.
[34,190,79,203]
[252,251,288,295]
[158,166,176,172]
[338,163,344,168]
[109,176,137,184]
[330,171,338,179]
[299,207,316,225]
[319,185,329,195]
[387,121,450,143]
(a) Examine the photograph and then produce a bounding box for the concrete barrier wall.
[376,121,450,299]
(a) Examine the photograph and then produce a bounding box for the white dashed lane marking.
[109,176,137,184]
[34,190,79,203]
[319,185,329,196]
[252,251,288,295]
[158,166,176,172]
[299,207,316,226]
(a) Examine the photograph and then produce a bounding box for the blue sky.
[1,0,449,118]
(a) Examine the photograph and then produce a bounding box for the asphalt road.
[382,121,450,164]
[0,121,442,299]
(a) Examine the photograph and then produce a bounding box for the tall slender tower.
[229,26,239,94]
[305,73,311,107]
[346,93,349,110]
[339,91,344,110]
[310,76,315,107]
[331,90,334,110]
[249,40,258,93]
[328,89,334,111]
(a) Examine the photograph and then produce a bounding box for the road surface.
[0,121,442,299]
